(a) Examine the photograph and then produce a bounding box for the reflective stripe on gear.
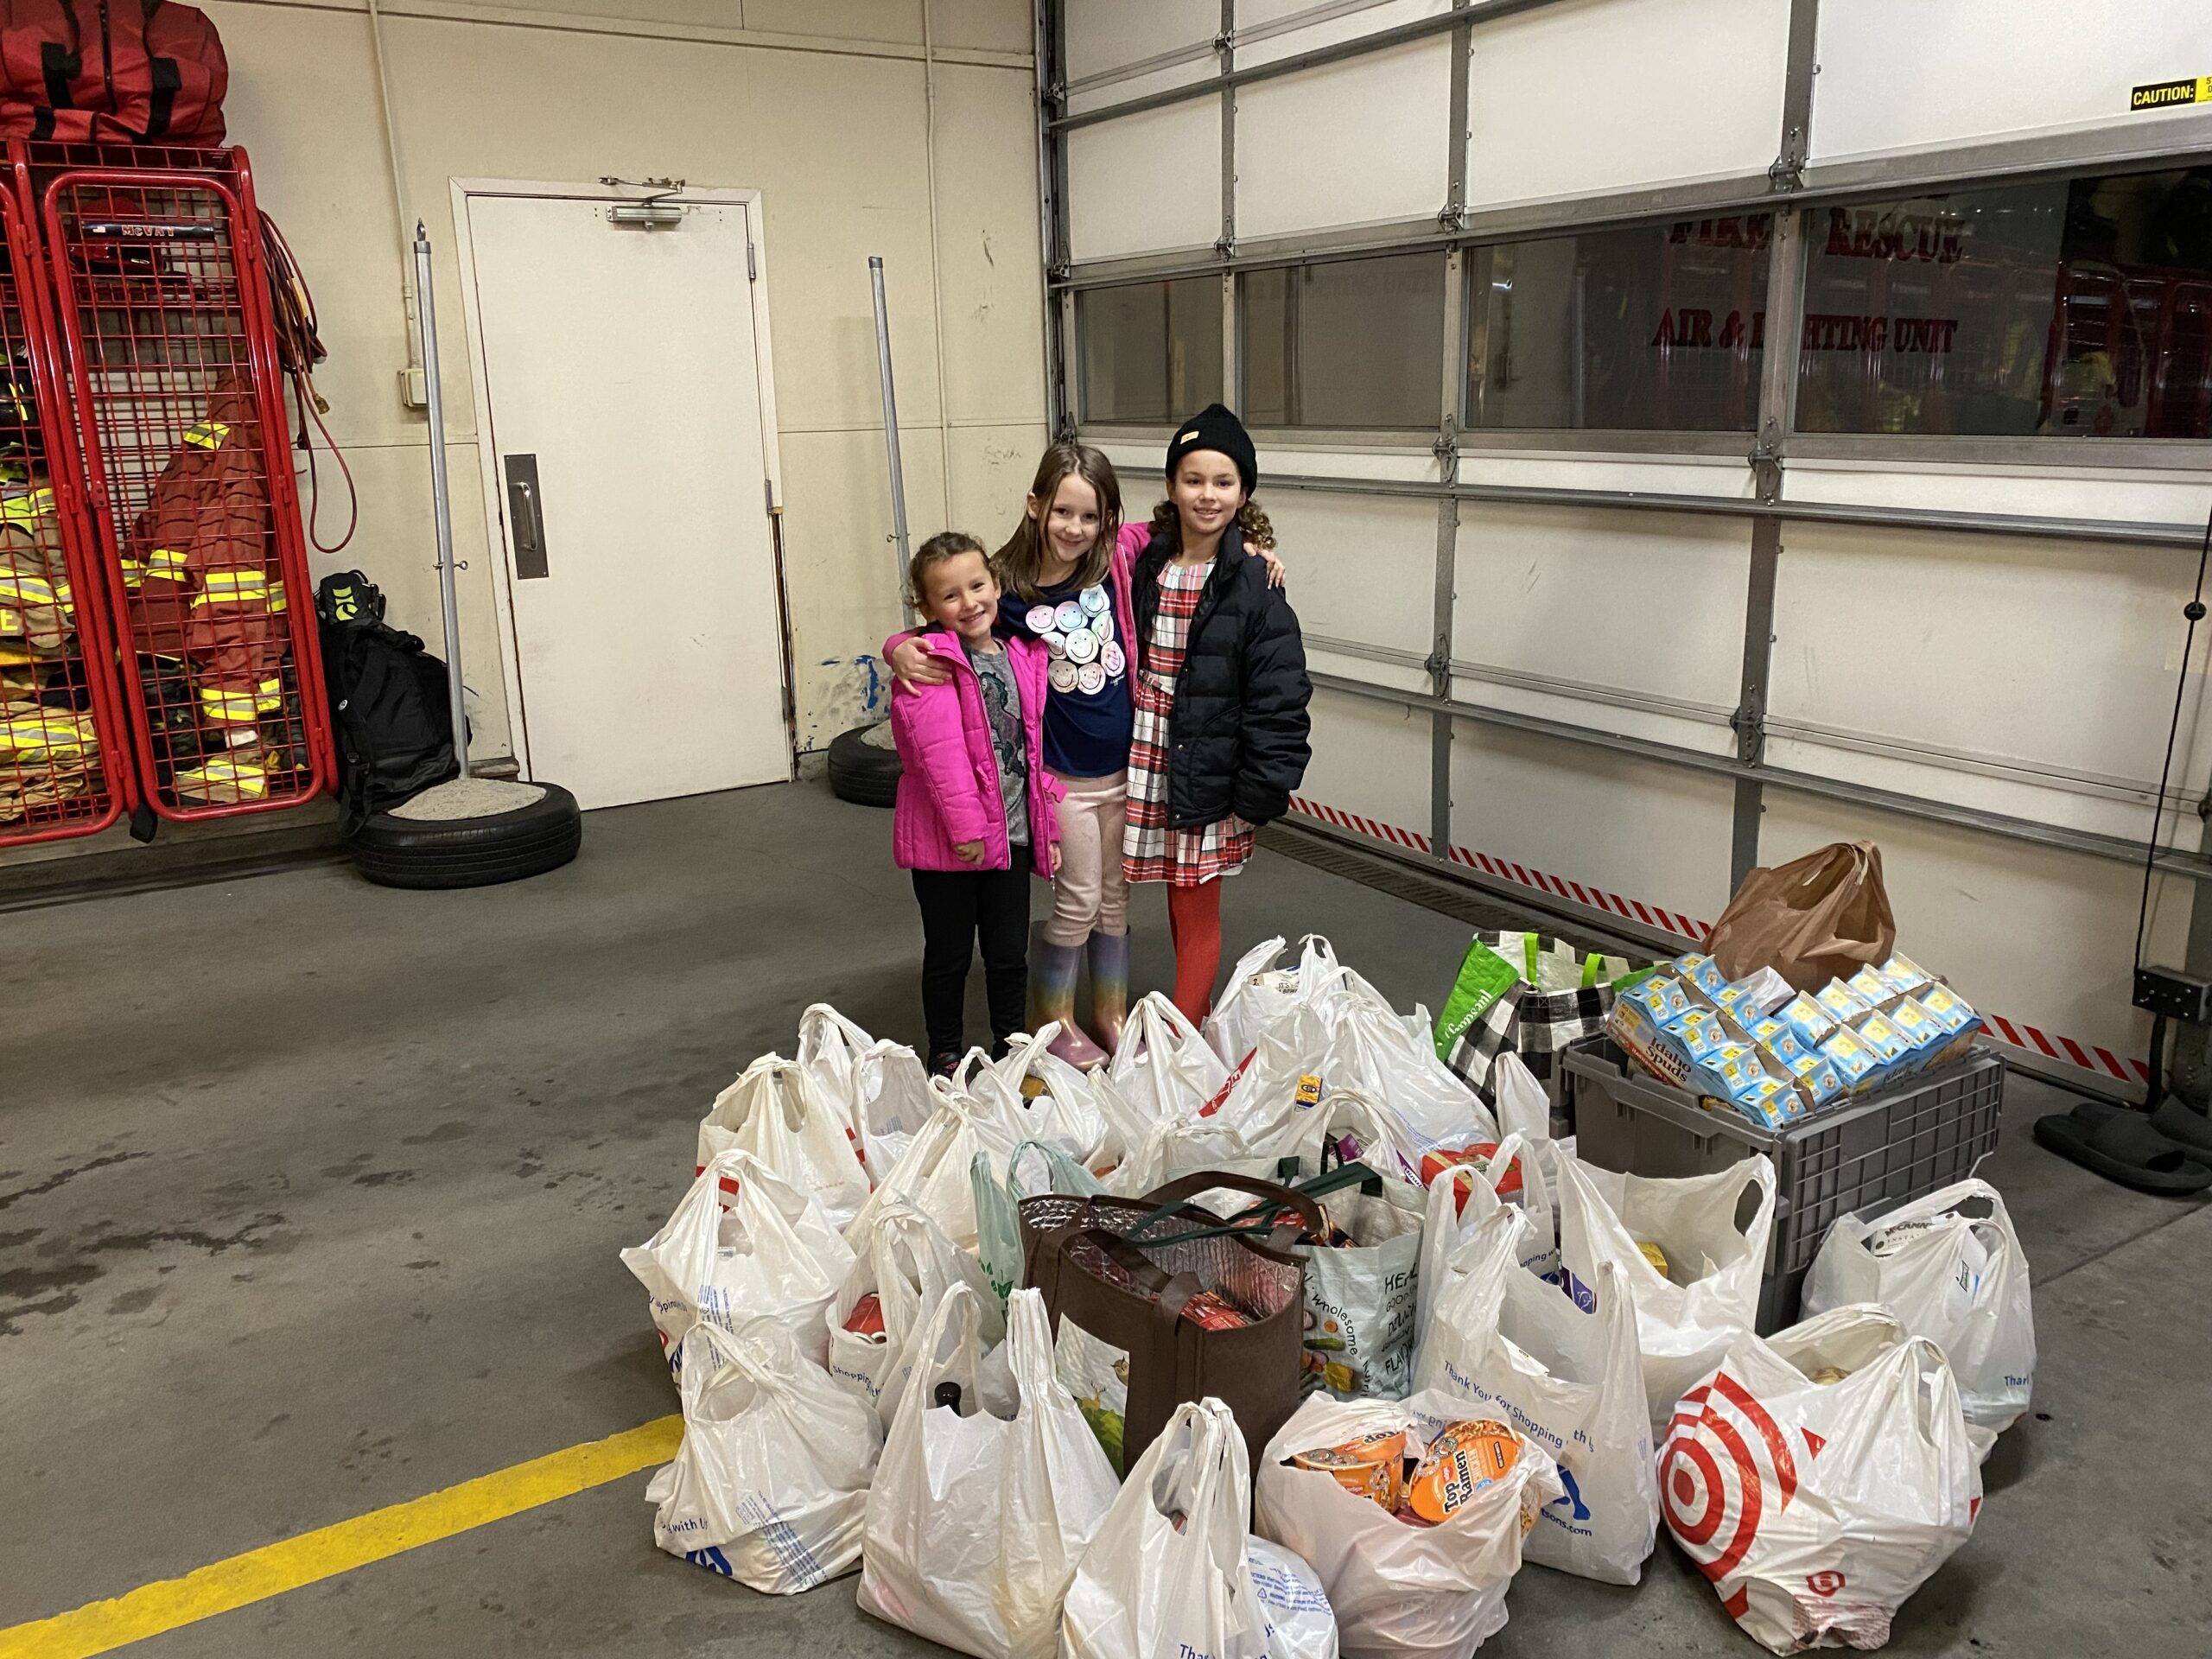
[0,486,55,523]
[147,547,189,577]
[197,677,283,722]
[183,420,231,450]
[189,569,271,609]
[2,706,99,760]
[173,753,268,803]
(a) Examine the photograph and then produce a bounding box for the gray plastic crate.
[1561,1039,2004,1332]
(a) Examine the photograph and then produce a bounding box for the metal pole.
[413,221,469,777]
[870,256,914,624]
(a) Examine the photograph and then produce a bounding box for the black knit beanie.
[1166,403,1257,496]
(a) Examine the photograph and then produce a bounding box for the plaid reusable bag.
[1433,932,1641,1106]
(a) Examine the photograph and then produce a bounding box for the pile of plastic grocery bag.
[615,937,2035,1657]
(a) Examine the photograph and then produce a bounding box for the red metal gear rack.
[0,175,137,844]
[16,141,331,823]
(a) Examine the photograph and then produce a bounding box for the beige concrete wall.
[208,0,1046,759]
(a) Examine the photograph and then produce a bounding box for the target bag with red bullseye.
[1658,1304,1982,1656]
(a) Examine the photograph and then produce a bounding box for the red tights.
[1166,880,1224,1024]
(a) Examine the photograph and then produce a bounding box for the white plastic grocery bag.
[621,1147,855,1371]
[696,1054,873,1234]
[1255,1389,1561,1659]
[1415,1206,1659,1586]
[1413,1134,1557,1344]
[848,1084,1020,1251]
[646,1318,881,1592]
[1207,935,1347,1067]
[1802,1177,2035,1446]
[1112,997,1338,1195]
[1247,1537,1341,1659]
[1488,1052,1551,1148]
[796,1003,934,1175]
[1317,994,1500,1185]
[858,1287,1118,1659]
[972,1140,1107,1311]
[1554,1153,1777,1430]
[1285,1130,1427,1401]
[958,1027,1121,1168]
[1109,992,1230,1133]
[828,1199,1004,1428]
[1661,1306,1981,1655]
[1064,1396,1340,1659]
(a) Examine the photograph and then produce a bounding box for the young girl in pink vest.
[889,531,1063,1075]
[888,446,1283,1066]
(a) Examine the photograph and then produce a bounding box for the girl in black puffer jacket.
[1122,404,1312,1022]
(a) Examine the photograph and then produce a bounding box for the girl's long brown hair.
[1145,497,1275,553]
[995,442,1122,602]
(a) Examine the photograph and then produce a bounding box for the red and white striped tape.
[1287,793,2150,1085]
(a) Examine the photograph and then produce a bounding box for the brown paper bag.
[1705,839,1897,991]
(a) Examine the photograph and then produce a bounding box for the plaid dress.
[1123,558,1257,887]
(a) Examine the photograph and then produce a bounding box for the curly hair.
[906,530,988,611]
[1145,496,1275,553]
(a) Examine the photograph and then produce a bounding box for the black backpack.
[315,570,459,833]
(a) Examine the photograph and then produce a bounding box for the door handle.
[504,453,549,579]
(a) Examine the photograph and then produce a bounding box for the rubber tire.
[828,720,901,808]
[350,781,584,890]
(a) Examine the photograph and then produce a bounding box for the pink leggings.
[1043,768,1129,946]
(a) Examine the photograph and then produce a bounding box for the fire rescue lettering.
[1821,207,1963,264]
[1649,309,1958,355]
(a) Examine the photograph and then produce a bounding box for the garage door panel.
[1465,0,1788,210]
[1236,40,1452,239]
[1448,720,1736,931]
[1768,523,2212,803]
[1068,100,1224,261]
[1454,502,1751,714]
[1300,687,1437,845]
[1812,0,2209,162]
[1270,490,1440,659]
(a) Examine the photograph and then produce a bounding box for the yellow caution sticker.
[2131,75,2210,112]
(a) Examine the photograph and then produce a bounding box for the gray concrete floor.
[2,780,2207,1657]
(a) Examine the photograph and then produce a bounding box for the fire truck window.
[1796,168,2212,440]
[1243,253,1446,429]
[1466,216,1771,432]
[1077,277,1223,425]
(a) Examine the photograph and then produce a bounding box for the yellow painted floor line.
[0,1414,683,1659]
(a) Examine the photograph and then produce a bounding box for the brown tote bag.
[1705,839,1898,991]
[1020,1171,1323,1478]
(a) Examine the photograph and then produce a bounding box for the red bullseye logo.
[1806,1569,1847,1598]
[1660,1372,1800,1599]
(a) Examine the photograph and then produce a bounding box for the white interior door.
[464,194,787,809]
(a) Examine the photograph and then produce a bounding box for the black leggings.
[912,863,1031,1061]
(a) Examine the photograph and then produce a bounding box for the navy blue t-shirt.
[1000,576,1132,778]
